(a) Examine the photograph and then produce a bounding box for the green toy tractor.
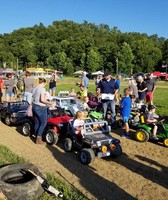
[135,119,168,147]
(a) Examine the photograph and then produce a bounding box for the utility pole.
[16,58,18,73]
[116,57,118,75]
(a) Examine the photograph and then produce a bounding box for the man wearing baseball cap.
[97,70,119,127]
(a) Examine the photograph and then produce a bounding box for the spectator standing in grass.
[49,75,56,96]
[23,71,36,104]
[81,71,89,90]
[145,73,156,105]
[120,88,132,138]
[95,74,103,90]
[115,74,121,104]
[128,79,139,102]
[4,74,16,102]
[136,76,147,103]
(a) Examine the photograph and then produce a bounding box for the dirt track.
[0,120,168,200]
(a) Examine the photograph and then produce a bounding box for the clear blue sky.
[1,0,168,38]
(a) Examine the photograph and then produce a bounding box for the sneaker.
[152,136,159,140]
[120,133,126,138]
[125,133,131,139]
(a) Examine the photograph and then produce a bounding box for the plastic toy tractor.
[135,119,168,147]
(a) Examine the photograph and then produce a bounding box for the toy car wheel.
[45,129,58,145]
[117,119,123,128]
[22,122,31,137]
[110,143,122,157]
[5,115,11,126]
[163,138,168,147]
[79,148,95,165]
[63,138,73,152]
[135,129,149,142]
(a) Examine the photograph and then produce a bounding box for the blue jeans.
[32,104,48,137]
[102,100,116,124]
[23,92,32,104]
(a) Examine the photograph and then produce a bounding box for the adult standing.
[115,74,121,104]
[32,77,53,144]
[136,76,147,103]
[145,73,156,105]
[49,75,56,96]
[23,71,36,104]
[95,74,103,89]
[128,79,139,102]
[0,77,3,103]
[81,71,89,90]
[3,74,16,102]
[97,71,119,127]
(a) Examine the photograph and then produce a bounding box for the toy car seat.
[67,119,84,147]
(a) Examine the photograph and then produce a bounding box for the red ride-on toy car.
[21,108,72,145]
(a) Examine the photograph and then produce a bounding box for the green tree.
[118,42,134,75]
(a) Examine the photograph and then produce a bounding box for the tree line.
[0,20,168,75]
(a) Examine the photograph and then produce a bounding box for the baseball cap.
[104,71,111,76]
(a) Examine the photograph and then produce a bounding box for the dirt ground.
[0,120,168,200]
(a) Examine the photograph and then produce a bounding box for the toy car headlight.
[11,112,18,117]
[96,141,101,147]
[110,144,116,151]
[101,145,107,152]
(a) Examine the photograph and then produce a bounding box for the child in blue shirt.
[120,88,132,138]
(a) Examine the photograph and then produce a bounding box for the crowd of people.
[0,70,158,144]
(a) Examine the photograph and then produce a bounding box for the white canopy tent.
[91,71,104,76]
[73,70,88,75]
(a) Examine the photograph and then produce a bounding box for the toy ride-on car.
[21,107,72,145]
[0,101,29,126]
[135,119,168,147]
[63,118,122,165]
[117,104,147,129]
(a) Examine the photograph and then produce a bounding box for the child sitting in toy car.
[73,111,85,137]
[82,96,90,111]
[146,104,159,140]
